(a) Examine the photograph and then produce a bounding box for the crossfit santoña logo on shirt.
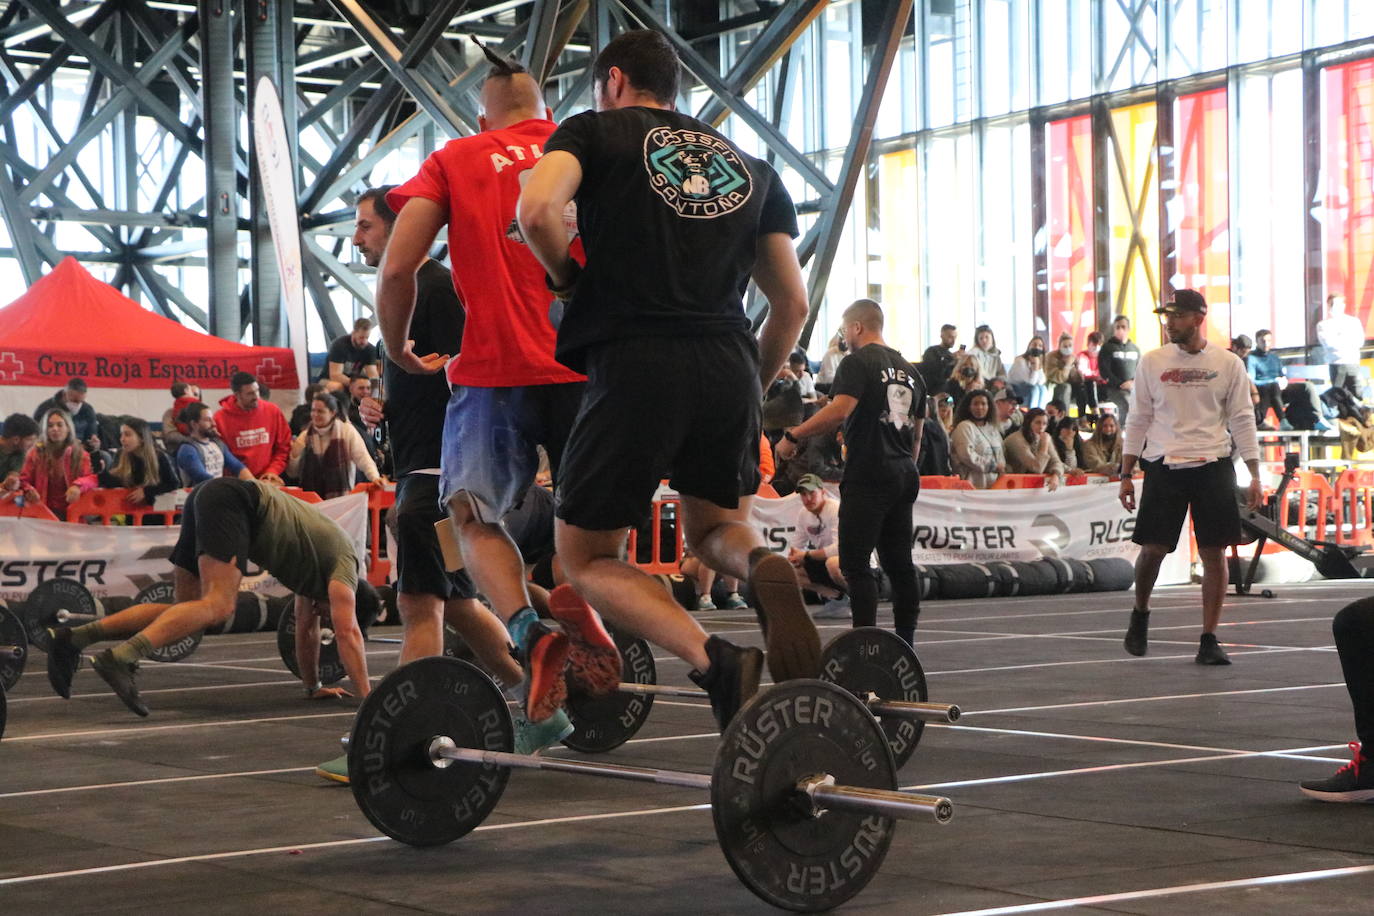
[1158,368,1218,385]
[643,126,751,218]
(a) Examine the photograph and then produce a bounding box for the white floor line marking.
[937,722,1348,761]
[966,681,1345,715]
[931,863,1374,916]
[0,767,315,799]
[929,646,1305,675]
[7,678,302,704]
[4,710,357,742]
[0,804,716,887]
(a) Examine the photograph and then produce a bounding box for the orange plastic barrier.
[990,474,1047,490]
[350,482,395,586]
[1333,469,1374,548]
[66,488,180,525]
[919,476,973,490]
[0,494,60,520]
[1275,470,1333,543]
[628,491,683,575]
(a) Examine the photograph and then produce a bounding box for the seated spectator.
[919,396,953,477]
[344,375,384,470]
[1054,416,1085,472]
[288,392,382,499]
[176,402,252,486]
[1008,336,1049,408]
[1075,331,1106,421]
[788,352,821,403]
[215,371,291,483]
[1003,407,1064,488]
[1248,329,1286,429]
[917,324,960,394]
[968,325,1006,382]
[935,393,954,433]
[160,381,201,452]
[98,416,180,509]
[993,388,1023,436]
[1080,412,1123,475]
[950,389,1004,489]
[815,327,847,394]
[787,474,848,618]
[18,408,96,517]
[323,317,381,391]
[1045,398,1067,434]
[33,377,100,451]
[1,413,39,489]
[1231,335,1262,412]
[774,426,843,495]
[1045,332,1077,409]
[290,382,328,437]
[947,351,985,399]
[1338,406,1374,459]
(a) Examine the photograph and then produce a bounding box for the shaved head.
[480,71,545,124]
[842,298,885,333]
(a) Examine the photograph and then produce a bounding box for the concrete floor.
[2,580,1373,914]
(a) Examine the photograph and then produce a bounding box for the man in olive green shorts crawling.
[46,477,372,715]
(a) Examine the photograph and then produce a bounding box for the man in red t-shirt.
[378,50,615,745]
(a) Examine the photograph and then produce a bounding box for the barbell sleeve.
[55,610,98,624]
[865,698,961,723]
[1,645,22,659]
[798,775,953,824]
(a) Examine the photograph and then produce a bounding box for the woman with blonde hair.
[18,408,96,517]
[947,351,985,399]
[99,416,179,506]
[288,392,383,499]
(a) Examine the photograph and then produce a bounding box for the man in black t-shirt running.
[518,29,821,727]
[776,300,926,646]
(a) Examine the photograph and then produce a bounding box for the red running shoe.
[547,585,623,697]
[518,620,571,722]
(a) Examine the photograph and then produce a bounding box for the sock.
[505,607,540,652]
[110,634,155,666]
[1132,607,1149,615]
[69,621,106,649]
[1200,632,1218,643]
[895,626,915,647]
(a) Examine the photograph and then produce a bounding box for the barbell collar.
[1,645,22,659]
[798,774,953,824]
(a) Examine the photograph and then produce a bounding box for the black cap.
[66,377,87,391]
[1156,288,1208,316]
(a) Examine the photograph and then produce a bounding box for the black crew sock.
[895,626,915,647]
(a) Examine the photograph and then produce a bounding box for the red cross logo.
[255,357,282,380]
[0,351,23,382]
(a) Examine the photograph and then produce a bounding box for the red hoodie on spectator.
[214,393,290,477]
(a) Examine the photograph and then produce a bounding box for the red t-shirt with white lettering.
[388,119,585,388]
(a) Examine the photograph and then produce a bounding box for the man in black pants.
[518,28,820,728]
[776,299,925,646]
[1301,598,1374,801]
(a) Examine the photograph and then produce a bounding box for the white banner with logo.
[749,486,1142,565]
[0,492,368,606]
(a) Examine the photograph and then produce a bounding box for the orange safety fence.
[919,476,973,490]
[66,488,180,525]
[989,474,1047,490]
[1333,469,1374,548]
[1275,470,1334,544]
[0,493,60,520]
[351,482,395,585]
[628,490,683,575]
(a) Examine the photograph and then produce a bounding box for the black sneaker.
[91,649,149,717]
[745,551,822,682]
[1195,632,1231,666]
[1123,609,1149,656]
[46,627,82,699]
[689,636,763,730]
[1300,743,1374,802]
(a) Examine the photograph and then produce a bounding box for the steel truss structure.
[0,0,913,352]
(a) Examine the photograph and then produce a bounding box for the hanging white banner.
[749,486,1141,565]
[0,492,368,606]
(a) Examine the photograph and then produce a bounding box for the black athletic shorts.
[393,473,477,599]
[1131,458,1242,551]
[170,478,259,575]
[802,554,840,590]
[557,334,762,531]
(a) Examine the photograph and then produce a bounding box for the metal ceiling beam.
[695,0,827,127]
[199,0,241,339]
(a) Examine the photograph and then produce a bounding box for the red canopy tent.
[0,257,298,419]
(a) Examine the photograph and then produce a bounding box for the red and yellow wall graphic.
[1323,58,1374,337]
[1046,115,1095,350]
[1173,88,1231,348]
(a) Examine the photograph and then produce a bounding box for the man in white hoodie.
[1118,289,1262,665]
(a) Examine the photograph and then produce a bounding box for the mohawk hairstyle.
[471,36,528,78]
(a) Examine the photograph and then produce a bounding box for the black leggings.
[1333,599,1374,749]
[1255,382,1283,426]
[837,468,920,636]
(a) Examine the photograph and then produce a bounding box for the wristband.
[545,261,582,298]
[305,682,322,697]
[782,429,799,444]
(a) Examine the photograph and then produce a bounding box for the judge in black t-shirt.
[517,28,823,722]
[776,299,926,647]
[323,317,382,392]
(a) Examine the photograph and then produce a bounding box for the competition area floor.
[3,580,1374,914]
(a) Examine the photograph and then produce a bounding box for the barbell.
[562,627,958,768]
[0,607,28,692]
[17,578,203,662]
[348,656,953,912]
